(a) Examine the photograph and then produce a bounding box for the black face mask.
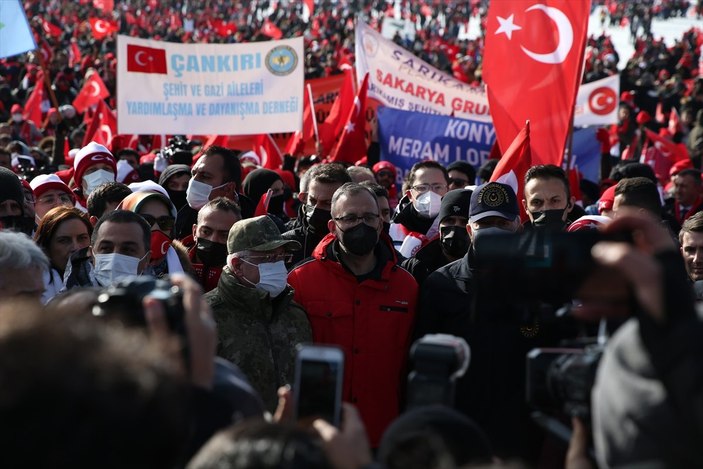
[0,215,35,236]
[382,221,391,237]
[196,238,228,267]
[440,225,470,258]
[268,193,285,215]
[306,205,332,235]
[531,208,568,231]
[339,222,379,256]
[167,190,188,211]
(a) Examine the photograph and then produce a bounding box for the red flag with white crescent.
[89,18,119,39]
[484,0,590,167]
[72,73,110,114]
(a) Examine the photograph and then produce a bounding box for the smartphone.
[293,344,344,427]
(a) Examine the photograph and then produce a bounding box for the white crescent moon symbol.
[135,51,148,66]
[160,241,169,255]
[520,4,573,65]
[88,81,101,97]
[95,20,107,34]
[592,93,609,111]
[99,124,113,145]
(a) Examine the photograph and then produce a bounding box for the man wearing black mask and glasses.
[288,182,418,448]
[523,164,575,231]
[282,163,351,267]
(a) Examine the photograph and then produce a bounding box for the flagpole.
[564,115,575,170]
[308,83,319,146]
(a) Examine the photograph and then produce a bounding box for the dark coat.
[400,238,453,286]
[281,205,326,267]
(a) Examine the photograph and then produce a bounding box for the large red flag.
[73,73,110,114]
[68,40,82,68]
[318,69,354,153]
[41,19,63,38]
[483,1,589,167]
[93,0,115,13]
[490,121,531,220]
[254,134,284,169]
[329,74,369,164]
[22,70,45,127]
[260,20,283,40]
[285,85,316,156]
[89,18,119,40]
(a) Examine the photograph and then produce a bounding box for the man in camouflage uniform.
[205,215,311,411]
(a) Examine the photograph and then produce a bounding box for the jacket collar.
[216,268,292,321]
[392,194,436,234]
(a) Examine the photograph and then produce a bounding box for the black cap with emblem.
[469,182,519,223]
[438,189,473,224]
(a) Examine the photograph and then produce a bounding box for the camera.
[526,343,604,421]
[92,276,186,337]
[407,334,470,409]
[161,135,200,165]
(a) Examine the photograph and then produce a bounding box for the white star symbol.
[495,14,522,40]
[345,122,355,133]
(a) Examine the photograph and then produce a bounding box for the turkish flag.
[490,121,531,221]
[318,69,354,154]
[73,73,110,114]
[89,18,119,39]
[83,100,117,148]
[254,134,284,170]
[42,20,63,38]
[126,44,168,74]
[261,20,283,40]
[302,0,315,21]
[329,74,369,164]
[93,0,114,13]
[69,40,82,68]
[484,0,589,167]
[285,85,316,156]
[23,70,45,127]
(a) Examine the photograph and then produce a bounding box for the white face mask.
[93,252,143,286]
[186,178,213,210]
[12,114,22,123]
[241,259,288,297]
[414,190,442,218]
[83,169,115,196]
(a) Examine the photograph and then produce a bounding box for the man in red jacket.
[288,182,418,447]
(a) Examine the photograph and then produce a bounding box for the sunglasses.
[141,214,175,231]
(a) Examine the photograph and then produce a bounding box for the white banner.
[117,35,303,135]
[355,20,491,123]
[573,74,620,127]
[0,0,36,59]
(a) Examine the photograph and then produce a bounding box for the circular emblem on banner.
[266,45,298,76]
[588,86,617,116]
[480,184,507,207]
[362,33,379,57]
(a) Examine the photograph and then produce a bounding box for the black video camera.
[407,334,470,409]
[161,135,200,165]
[526,343,604,421]
[92,276,186,338]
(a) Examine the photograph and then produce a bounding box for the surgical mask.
[531,208,568,231]
[471,226,512,253]
[414,191,442,218]
[196,238,228,267]
[150,230,172,262]
[83,169,114,196]
[339,222,379,256]
[241,259,288,297]
[93,252,144,287]
[12,114,22,123]
[305,205,332,234]
[186,178,213,210]
[440,225,470,258]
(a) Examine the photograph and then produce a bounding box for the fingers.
[312,418,338,441]
[566,417,594,469]
[341,403,363,432]
[602,210,676,253]
[143,296,169,342]
[273,385,294,423]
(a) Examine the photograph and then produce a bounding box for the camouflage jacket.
[204,269,312,411]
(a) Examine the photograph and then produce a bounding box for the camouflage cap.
[227,215,301,254]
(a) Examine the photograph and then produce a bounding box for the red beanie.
[598,185,616,214]
[636,111,651,125]
[29,174,75,203]
[73,142,116,189]
[372,161,397,177]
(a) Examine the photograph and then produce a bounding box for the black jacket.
[417,253,558,460]
[400,238,452,286]
[281,205,326,267]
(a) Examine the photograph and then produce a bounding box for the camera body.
[161,135,200,165]
[526,344,604,420]
[92,276,186,337]
[407,334,470,409]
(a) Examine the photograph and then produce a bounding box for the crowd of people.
[1,0,703,468]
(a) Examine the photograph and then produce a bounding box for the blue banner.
[377,107,495,184]
[572,127,601,183]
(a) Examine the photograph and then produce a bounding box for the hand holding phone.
[293,344,344,427]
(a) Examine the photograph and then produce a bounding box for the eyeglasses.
[242,253,293,264]
[448,178,470,187]
[411,183,447,194]
[37,193,73,206]
[333,213,380,227]
[141,214,175,231]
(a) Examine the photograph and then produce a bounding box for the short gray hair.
[330,183,379,217]
[0,231,49,286]
[346,166,375,183]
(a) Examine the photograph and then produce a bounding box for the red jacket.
[288,233,418,446]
